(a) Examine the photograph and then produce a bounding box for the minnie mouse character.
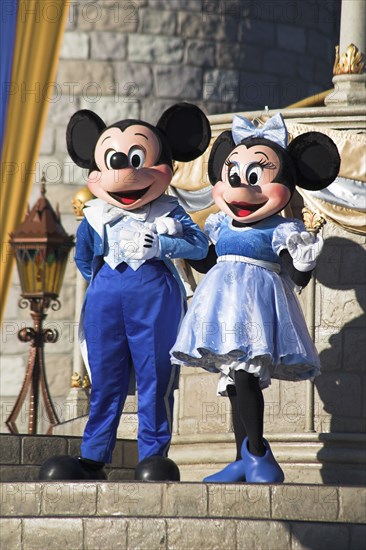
[171,113,340,483]
[39,103,211,481]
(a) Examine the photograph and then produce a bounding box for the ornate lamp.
[6,176,75,434]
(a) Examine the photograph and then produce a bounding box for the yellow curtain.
[0,0,70,321]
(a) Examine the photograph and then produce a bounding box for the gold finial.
[82,375,91,389]
[333,43,365,75]
[72,187,94,220]
[71,372,82,388]
[302,207,326,235]
[41,173,47,197]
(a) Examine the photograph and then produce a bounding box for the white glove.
[286,231,324,272]
[154,216,183,236]
[119,220,159,261]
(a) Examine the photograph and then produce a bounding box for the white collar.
[83,195,178,238]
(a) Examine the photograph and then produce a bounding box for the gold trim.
[333,44,365,75]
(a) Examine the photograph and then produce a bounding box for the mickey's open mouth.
[227,200,267,218]
[108,186,151,206]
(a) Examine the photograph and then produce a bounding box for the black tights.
[227,370,266,459]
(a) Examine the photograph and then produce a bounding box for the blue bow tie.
[232,112,288,149]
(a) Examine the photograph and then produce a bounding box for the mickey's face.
[88,124,173,210]
[212,144,291,224]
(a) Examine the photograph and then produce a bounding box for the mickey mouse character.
[171,113,340,483]
[40,104,211,481]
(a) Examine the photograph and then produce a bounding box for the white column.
[339,0,365,55]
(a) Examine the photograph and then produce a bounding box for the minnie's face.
[88,124,173,210]
[213,144,291,224]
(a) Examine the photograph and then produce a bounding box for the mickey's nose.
[110,152,128,169]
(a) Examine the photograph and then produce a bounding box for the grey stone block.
[57,60,115,97]
[239,18,276,47]
[277,24,306,54]
[263,50,297,77]
[122,440,139,469]
[167,518,237,550]
[41,482,97,516]
[237,519,291,550]
[139,8,177,35]
[114,62,154,98]
[0,465,40,482]
[216,43,260,72]
[239,72,280,110]
[0,436,21,464]
[0,519,22,550]
[22,436,68,465]
[140,99,175,124]
[148,0,201,10]
[339,487,366,524]
[90,32,127,61]
[204,69,239,103]
[165,483,207,517]
[187,40,216,68]
[0,483,41,517]
[154,65,202,100]
[127,518,167,549]
[271,485,339,523]
[60,32,89,60]
[291,521,349,550]
[77,1,139,33]
[97,482,163,516]
[23,517,83,549]
[84,518,128,550]
[179,11,238,42]
[208,483,271,519]
[80,96,140,124]
[129,35,184,64]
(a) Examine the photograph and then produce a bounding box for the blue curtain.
[0,0,18,154]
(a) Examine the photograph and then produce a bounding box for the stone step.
[0,434,138,482]
[0,481,365,550]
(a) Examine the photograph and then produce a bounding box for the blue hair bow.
[232,112,288,149]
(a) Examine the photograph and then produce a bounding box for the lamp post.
[6,176,74,435]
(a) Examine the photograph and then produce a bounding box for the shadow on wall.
[315,236,366,485]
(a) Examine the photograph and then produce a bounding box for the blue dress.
[171,212,321,393]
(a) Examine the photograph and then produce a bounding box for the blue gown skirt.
[171,261,321,391]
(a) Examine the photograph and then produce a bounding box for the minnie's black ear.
[156,103,211,162]
[287,131,340,191]
[208,131,236,185]
[66,110,106,169]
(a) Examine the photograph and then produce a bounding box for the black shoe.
[39,455,107,481]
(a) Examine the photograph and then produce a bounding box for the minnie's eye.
[128,146,145,169]
[246,164,263,186]
[228,162,241,187]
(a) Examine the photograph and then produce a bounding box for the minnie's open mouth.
[227,200,267,218]
[108,186,151,206]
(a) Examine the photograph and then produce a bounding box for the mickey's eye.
[227,161,241,187]
[105,149,117,169]
[246,164,263,186]
[128,146,145,169]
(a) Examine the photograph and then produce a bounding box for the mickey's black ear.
[287,131,340,191]
[156,103,211,162]
[208,131,236,185]
[66,110,106,169]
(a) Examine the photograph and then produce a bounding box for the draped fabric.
[0,1,18,153]
[0,1,70,321]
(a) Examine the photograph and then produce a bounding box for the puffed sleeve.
[204,211,226,244]
[272,218,306,256]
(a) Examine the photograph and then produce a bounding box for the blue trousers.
[81,260,182,463]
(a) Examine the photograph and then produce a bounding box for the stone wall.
[1,0,343,431]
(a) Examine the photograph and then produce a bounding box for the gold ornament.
[72,187,94,219]
[71,372,82,388]
[333,44,365,75]
[83,375,91,389]
[302,207,326,235]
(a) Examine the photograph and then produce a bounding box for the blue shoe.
[203,460,246,483]
[241,437,285,483]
